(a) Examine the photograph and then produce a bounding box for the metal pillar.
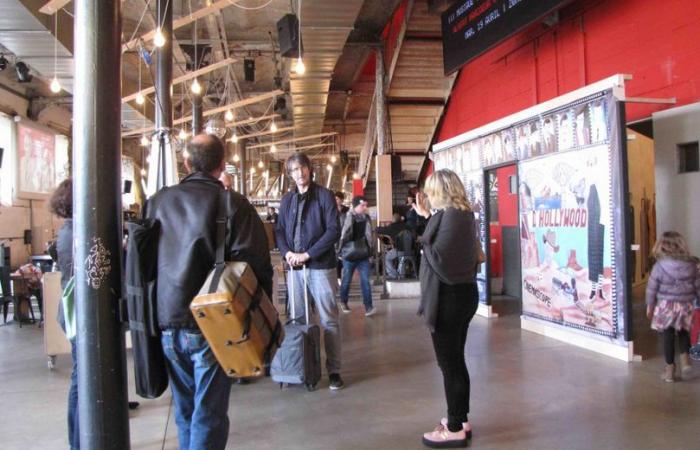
[73,0,130,448]
[155,0,172,131]
[238,142,247,195]
[146,0,177,195]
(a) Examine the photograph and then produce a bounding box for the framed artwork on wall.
[16,122,56,199]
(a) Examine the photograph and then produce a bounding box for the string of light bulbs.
[50,12,61,93]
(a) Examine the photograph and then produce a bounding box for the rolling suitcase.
[270,265,322,391]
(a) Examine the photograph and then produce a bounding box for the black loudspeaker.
[391,155,402,181]
[244,58,255,82]
[123,179,132,194]
[23,229,32,245]
[277,14,302,58]
[340,150,349,167]
[0,147,4,169]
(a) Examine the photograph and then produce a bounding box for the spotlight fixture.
[191,78,202,94]
[244,58,255,82]
[225,109,234,122]
[135,92,145,105]
[50,77,62,93]
[140,135,149,146]
[15,61,32,83]
[0,54,7,71]
[270,120,278,133]
[153,28,166,47]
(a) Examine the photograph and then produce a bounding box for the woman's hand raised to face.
[414,192,431,218]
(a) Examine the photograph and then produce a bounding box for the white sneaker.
[364,307,377,317]
[339,302,351,313]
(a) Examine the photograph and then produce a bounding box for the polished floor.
[1,296,699,450]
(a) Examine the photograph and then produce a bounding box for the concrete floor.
[1,297,699,450]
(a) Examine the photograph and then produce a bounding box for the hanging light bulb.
[230,132,238,144]
[353,172,360,180]
[258,160,264,169]
[178,129,188,140]
[270,120,278,133]
[135,92,145,105]
[250,167,256,174]
[232,154,240,163]
[326,164,333,171]
[50,76,62,93]
[140,135,149,147]
[191,78,202,94]
[270,144,277,153]
[153,27,166,47]
[140,168,147,177]
[294,57,305,75]
[330,155,337,163]
[225,109,234,122]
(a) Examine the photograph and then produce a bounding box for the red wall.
[437,0,700,142]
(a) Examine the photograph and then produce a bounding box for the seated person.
[377,213,411,279]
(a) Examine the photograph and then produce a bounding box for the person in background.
[219,171,234,190]
[275,153,344,390]
[146,135,272,449]
[646,231,699,382]
[405,195,418,230]
[49,179,79,449]
[338,196,375,316]
[266,206,279,223]
[414,169,479,449]
[377,212,411,279]
[334,191,350,281]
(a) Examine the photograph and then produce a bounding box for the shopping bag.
[62,276,76,340]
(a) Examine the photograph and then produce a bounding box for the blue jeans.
[161,329,232,450]
[340,258,373,311]
[68,340,79,449]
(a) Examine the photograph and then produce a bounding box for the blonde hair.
[653,231,691,259]
[423,169,472,212]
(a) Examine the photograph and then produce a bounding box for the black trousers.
[663,327,690,365]
[431,282,479,432]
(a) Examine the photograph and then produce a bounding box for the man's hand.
[646,305,654,321]
[285,251,310,267]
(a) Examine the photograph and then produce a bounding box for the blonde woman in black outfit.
[415,169,480,449]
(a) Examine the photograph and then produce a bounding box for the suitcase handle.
[289,264,310,324]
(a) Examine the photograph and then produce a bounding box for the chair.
[1,266,14,324]
[395,230,417,279]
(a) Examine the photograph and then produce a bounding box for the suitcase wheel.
[306,383,317,392]
[224,308,231,315]
[279,382,285,389]
[197,311,206,318]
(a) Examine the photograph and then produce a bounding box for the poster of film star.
[482,128,517,168]
[518,144,616,336]
[463,170,488,303]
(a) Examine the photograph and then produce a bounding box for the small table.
[10,275,38,326]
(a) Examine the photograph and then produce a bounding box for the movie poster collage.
[433,94,617,335]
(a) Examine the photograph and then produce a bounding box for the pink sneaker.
[422,428,468,448]
[438,418,473,439]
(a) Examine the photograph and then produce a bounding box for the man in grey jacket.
[339,196,376,316]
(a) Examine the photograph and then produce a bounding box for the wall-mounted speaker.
[244,58,255,82]
[23,229,32,245]
[0,147,4,169]
[391,155,402,181]
[123,179,132,194]
[277,14,303,58]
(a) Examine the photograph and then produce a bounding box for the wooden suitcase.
[190,262,284,378]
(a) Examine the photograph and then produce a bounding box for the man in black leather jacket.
[145,134,271,450]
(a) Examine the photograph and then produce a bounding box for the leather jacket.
[145,172,272,329]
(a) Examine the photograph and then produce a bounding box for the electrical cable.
[227,0,274,11]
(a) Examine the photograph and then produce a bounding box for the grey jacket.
[645,257,700,306]
[418,208,478,330]
[339,210,374,253]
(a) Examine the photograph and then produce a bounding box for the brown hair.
[652,231,691,260]
[49,178,72,219]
